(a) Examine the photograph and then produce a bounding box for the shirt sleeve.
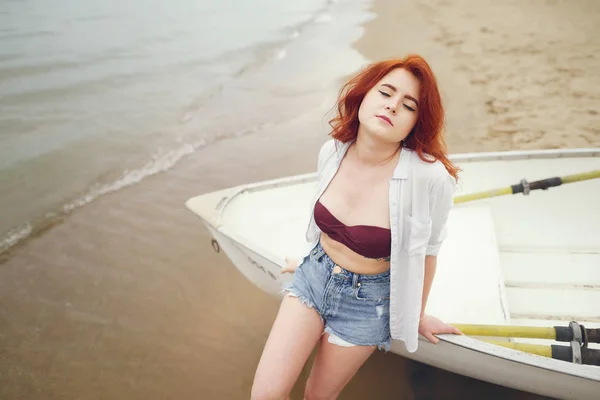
[426,173,456,256]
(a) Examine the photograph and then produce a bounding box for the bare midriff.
[319,232,391,275]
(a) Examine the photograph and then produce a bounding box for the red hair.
[328,55,459,180]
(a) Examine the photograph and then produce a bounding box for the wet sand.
[2,0,599,399]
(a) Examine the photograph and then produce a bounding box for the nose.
[385,104,396,114]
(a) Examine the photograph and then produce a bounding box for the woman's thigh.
[251,294,324,400]
[304,333,375,400]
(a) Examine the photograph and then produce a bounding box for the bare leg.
[251,294,324,400]
[304,333,375,400]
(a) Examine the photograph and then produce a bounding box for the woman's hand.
[418,314,463,344]
[280,257,300,274]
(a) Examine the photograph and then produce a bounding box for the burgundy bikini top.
[314,200,391,260]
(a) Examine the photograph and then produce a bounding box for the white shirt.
[298,139,456,353]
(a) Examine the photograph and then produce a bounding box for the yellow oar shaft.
[453,188,512,204]
[452,324,556,340]
[482,340,552,358]
[561,170,600,184]
[452,169,600,204]
[482,339,600,365]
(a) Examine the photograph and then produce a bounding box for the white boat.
[186,147,600,399]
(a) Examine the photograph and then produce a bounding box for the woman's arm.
[418,173,462,343]
[419,255,461,343]
[420,255,437,320]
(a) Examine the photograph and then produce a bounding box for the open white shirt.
[298,139,456,353]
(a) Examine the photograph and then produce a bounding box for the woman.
[251,55,463,400]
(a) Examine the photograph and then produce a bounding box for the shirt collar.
[392,146,411,180]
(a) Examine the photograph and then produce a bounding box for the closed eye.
[380,90,416,111]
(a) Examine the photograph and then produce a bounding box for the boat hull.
[187,149,600,399]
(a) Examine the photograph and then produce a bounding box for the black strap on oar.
[511,177,562,195]
[555,323,600,346]
[554,322,600,364]
[551,344,600,366]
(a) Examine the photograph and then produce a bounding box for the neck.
[352,134,401,167]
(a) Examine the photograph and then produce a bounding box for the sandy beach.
[357,0,600,153]
[1,0,599,399]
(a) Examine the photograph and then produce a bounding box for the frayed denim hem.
[279,285,324,323]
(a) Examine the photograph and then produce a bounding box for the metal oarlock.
[570,321,583,345]
[569,321,583,364]
[520,179,530,195]
[571,341,582,364]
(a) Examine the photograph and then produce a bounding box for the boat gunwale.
[449,147,600,162]
[192,147,600,228]
[239,147,600,199]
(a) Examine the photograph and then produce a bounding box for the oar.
[453,170,600,204]
[480,340,600,366]
[451,323,600,345]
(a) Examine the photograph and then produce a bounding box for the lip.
[376,115,393,126]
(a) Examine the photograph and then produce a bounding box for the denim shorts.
[283,242,391,351]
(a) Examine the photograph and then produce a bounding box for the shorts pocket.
[402,215,432,255]
[354,281,391,301]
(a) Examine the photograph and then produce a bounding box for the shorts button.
[333,265,342,274]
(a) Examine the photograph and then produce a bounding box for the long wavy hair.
[328,55,459,180]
